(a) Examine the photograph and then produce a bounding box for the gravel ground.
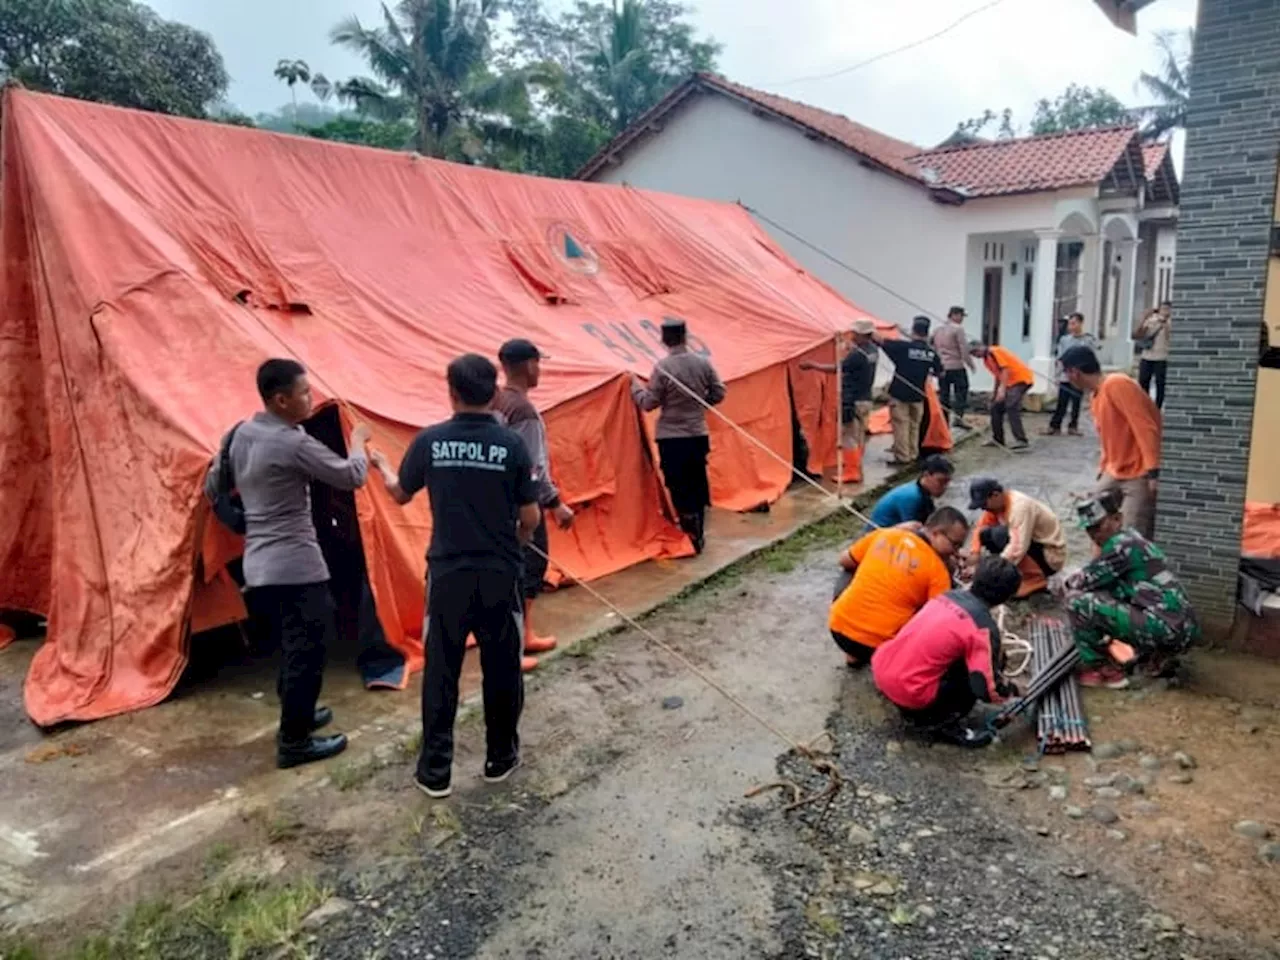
[287,427,1278,960]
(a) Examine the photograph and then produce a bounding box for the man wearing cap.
[874,316,944,467]
[494,339,575,673]
[799,319,878,467]
[931,306,974,428]
[1059,345,1160,538]
[1058,489,1199,689]
[967,478,1065,597]
[969,342,1034,452]
[632,319,726,554]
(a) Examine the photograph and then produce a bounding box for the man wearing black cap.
[632,319,726,553]
[494,339,575,673]
[372,354,541,798]
[967,477,1065,596]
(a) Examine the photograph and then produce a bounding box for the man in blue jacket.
[864,456,955,532]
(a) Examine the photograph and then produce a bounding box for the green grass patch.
[329,758,378,792]
[16,876,330,960]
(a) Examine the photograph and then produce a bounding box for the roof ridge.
[912,123,1139,159]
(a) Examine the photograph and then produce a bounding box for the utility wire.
[769,0,1013,87]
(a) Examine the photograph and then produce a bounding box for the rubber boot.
[523,598,557,654]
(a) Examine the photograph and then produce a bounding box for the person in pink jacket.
[871,556,1023,748]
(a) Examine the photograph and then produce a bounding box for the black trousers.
[248,582,335,745]
[1048,383,1082,430]
[1026,541,1058,579]
[419,569,524,785]
[521,517,549,600]
[939,370,970,420]
[831,630,875,665]
[899,661,976,729]
[656,435,712,515]
[1138,359,1167,409]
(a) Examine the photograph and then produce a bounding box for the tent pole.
[834,332,843,501]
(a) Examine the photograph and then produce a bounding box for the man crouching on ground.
[373,354,541,799]
[1057,490,1200,689]
[829,507,969,667]
[872,556,1023,748]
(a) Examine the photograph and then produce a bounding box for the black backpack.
[208,422,246,535]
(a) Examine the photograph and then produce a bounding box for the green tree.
[1136,28,1192,141]
[947,107,1016,144]
[0,0,228,117]
[505,0,720,176]
[328,0,552,160]
[304,115,416,149]
[1028,84,1131,135]
[274,58,312,129]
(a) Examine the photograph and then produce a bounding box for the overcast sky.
[147,0,1197,153]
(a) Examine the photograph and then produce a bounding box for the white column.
[1028,229,1060,392]
[1078,234,1103,334]
[1115,238,1141,369]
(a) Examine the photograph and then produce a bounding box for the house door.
[982,267,1003,345]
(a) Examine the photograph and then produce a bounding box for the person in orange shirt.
[829,507,970,666]
[1059,345,1161,537]
[969,342,1035,452]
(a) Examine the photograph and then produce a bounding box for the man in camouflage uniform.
[1061,490,1200,689]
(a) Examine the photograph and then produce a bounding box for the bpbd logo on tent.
[547,222,599,276]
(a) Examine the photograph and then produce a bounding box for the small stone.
[1168,771,1194,785]
[1172,751,1197,770]
[1233,820,1272,840]
[1094,787,1122,800]
[847,824,876,846]
[916,904,937,919]
[1114,774,1146,795]
[661,696,684,710]
[885,740,903,756]
[250,691,265,700]
[1192,861,1214,875]
[1105,829,1128,842]
[540,777,571,799]
[1048,785,1068,801]
[300,897,353,931]
[1150,914,1179,933]
[1090,805,1120,825]
[1034,825,1051,837]
[1092,742,1122,760]
[1117,738,1140,754]
[914,828,937,838]
[1064,805,1086,819]
[869,880,897,897]
[871,792,898,807]
[1059,865,1088,879]
[1132,801,1161,817]
[1139,754,1162,771]
[1236,721,1262,735]
[1259,842,1280,863]
[897,842,915,855]
[1084,774,1118,789]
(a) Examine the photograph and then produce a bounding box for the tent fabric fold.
[0,90,948,726]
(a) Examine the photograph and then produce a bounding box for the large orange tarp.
[1243,502,1280,559]
[0,90,947,725]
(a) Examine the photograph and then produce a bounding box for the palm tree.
[329,0,550,159]
[1137,28,1192,142]
[591,0,647,133]
[273,58,312,129]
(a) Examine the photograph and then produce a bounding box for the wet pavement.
[0,431,918,927]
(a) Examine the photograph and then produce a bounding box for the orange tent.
[0,90,948,725]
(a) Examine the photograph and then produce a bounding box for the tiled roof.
[575,74,1175,203]
[908,126,1142,197]
[574,73,926,183]
[693,74,926,182]
[1141,141,1179,204]
[1141,141,1168,180]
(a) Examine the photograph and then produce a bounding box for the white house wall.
[592,92,1108,390]
[593,93,963,331]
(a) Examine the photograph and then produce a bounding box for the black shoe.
[311,706,333,732]
[484,755,521,783]
[415,774,452,799]
[931,723,993,749]
[277,733,348,769]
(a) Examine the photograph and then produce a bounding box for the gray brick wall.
[1156,0,1280,637]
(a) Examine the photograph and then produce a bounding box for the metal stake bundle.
[990,618,1090,754]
